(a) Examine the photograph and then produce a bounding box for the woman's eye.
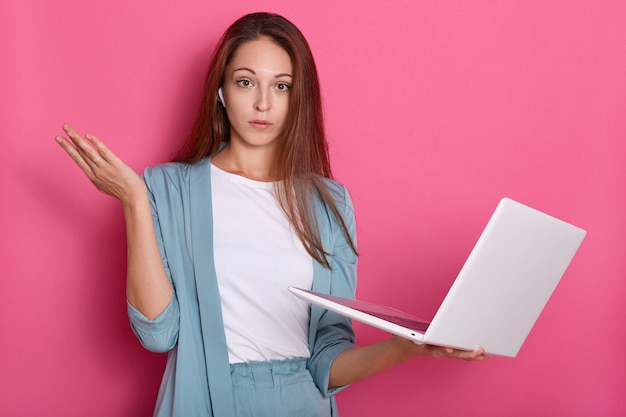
[237,79,252,88]
[276,83,291,92]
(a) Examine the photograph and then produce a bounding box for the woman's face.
[222,37,293,152]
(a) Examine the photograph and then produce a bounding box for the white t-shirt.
[211,164,313,363]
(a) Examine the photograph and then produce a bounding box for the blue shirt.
[127,158,358,417]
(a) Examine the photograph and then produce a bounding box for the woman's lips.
[249,120,272,129]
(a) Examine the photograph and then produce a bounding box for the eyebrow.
[232,67,293,78]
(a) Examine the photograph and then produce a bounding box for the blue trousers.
[230,358,331,417]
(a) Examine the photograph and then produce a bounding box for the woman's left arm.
[329,336,485,389]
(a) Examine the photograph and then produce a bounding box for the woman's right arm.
[55,124,172,320]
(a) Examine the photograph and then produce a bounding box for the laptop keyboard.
[350,306,430,332]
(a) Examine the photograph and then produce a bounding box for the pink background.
[2,1,625,416]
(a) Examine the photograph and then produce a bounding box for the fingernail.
[63,124,70,132]
[55,136,63,144]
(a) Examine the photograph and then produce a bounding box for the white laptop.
[289,198,586,358]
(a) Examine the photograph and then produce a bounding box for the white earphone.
[217,87,225,107]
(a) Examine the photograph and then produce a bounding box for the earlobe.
[217,87,225,107]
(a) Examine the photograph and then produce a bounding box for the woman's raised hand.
[55,124,146,205]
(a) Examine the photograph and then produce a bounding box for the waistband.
[230,357,311,389]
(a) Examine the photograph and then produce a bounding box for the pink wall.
[2,1,624,416]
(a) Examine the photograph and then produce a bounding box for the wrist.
[121,182,149,211]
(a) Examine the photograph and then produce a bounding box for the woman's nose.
[255,89,270,112]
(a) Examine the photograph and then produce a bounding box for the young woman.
[56,12,484,417]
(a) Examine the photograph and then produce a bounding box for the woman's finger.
[85,132,119,166]
[55,134,96,177]
[454,347,485,361]
[426,345,485,361]
[62,124,106,169]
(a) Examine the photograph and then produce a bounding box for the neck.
[211,141,278,182]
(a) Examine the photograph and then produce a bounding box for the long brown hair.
[173,12,357,268]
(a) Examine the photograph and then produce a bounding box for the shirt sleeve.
[126,168,181,353]
[127,297,180,353]
[308,185,358,396]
